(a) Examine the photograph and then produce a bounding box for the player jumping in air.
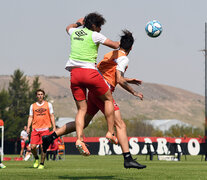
[45,12,120,155]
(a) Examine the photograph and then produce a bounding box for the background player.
[20,125,29,158]
[27,89,56,169]
[0,158,6,169]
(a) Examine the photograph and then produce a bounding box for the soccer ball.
[145,20,162,38]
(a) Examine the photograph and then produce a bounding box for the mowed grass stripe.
[0,155,207,180]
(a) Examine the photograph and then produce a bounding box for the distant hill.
[0,75,204,129]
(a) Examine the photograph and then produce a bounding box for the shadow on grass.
[24,166,35,169]
[58,175,115,179]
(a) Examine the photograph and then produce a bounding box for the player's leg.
[94,95,146,169]
[114,109,146,169]
[114,110,129,152]
[38,130,50,169]
[30,130,40,168]
[24,144,31,161]
[38,144,45,169]
[46,151,49,161]
[75,99,91,156]
[99,90,116,136]
[0,157,6,169]
[53,150,57,160]
[42,112,94,153]
[89,71,117,144]
[30,143,39,168]
[20,140,25,157]
[75,100,87,142]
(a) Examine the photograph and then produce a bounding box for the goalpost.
[0,120,4,161]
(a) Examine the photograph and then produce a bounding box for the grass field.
[0,155,207,180]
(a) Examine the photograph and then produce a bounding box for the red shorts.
[87,91,119,116]
[21,140,25,148]
[70,68,109,101]
[30,129,50,145]
[21,140,29,148]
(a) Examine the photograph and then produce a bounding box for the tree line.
[83,116,204,138]
[0,69,41,140]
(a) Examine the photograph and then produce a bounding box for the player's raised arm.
[103,39,120,49]
[66,18,84,33]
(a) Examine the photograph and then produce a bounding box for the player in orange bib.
[86,30,146,169]
[27,89,56,169]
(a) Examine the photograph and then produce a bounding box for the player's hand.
[76,18,84,25]
[130,79,142,85]
[134,92,143,100]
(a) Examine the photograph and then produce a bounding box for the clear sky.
[0,0,207,95]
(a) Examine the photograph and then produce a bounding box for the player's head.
[24,125,27,130]
[36,89,45,96]
[35,89,45,101]
[120,30,134,53]
[83,12,106,32]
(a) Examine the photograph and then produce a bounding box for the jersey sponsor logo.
[74,30,88,41]
[75,30,87,37]
[74,37,84,41]
[35,108,47,116]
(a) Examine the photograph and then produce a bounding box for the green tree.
[1,70,44,140]
[8,69,30,118]
[0,89,10,119]
[164,124,204,138]
[6,69,30,139]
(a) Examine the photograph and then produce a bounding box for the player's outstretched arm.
[116,70,143,100]
[124,77,142,85]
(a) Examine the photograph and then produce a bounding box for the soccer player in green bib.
[43,12,119,156]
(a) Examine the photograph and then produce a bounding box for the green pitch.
[1,155,207,180]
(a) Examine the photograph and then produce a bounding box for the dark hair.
[35,89,45,95]
[120,30,134,52]
[83,12,106,30]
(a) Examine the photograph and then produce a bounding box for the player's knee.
[30,144,37,150]
[100,90,113,101]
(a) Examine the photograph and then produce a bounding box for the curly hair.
[83,12,106,30]
[120,30,134,52]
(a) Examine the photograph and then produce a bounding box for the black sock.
[46,132,58,143]
[123,152,132,161]
[35,156,39,160]
[40,162,44,165]
[50,132,58,141]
